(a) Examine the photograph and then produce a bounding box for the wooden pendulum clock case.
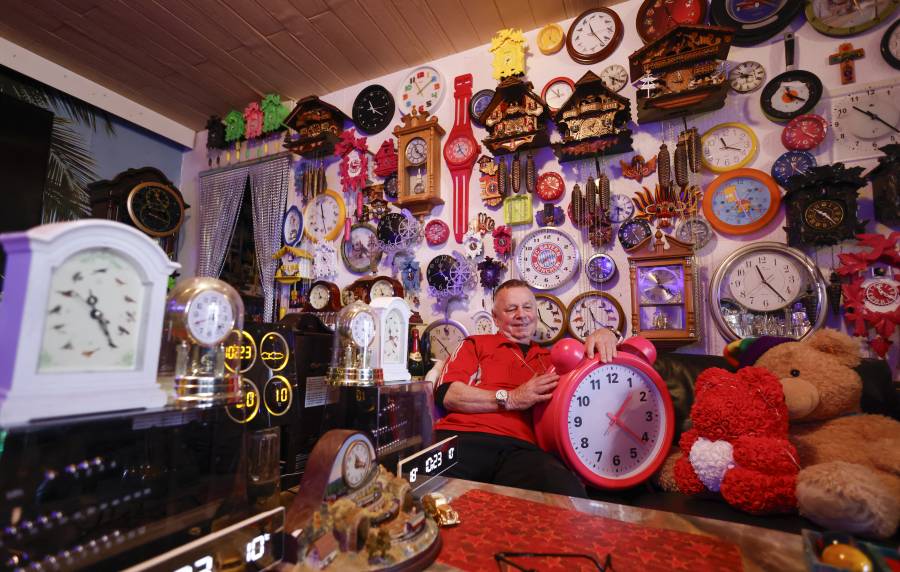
[394,108,445,219]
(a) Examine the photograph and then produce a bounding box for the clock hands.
[852,105,900,133]
[782,86,806,102]
[813,207,838,225]
[605,393,632,435]
[367,101,384,116]
[755,265,787,303]
[85,291,118,349]
[719,137,741,152]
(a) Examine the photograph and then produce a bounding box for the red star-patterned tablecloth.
[436,490,743,571]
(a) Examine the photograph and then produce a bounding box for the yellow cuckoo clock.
[491,28,527,81]
[394,108,445,218]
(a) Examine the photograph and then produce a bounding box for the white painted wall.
[178,5,900,370]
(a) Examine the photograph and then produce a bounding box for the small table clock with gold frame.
[628,231,700,349]
[162,277,245,406]
[327,301,383,386]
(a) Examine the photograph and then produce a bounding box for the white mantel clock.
[0,220,179,424]
[370,296,412,383]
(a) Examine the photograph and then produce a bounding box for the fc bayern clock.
[534,337,674,489]
[514,228,580,291]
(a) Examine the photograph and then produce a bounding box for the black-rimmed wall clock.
[760,33,823,122]
[783,163,866,247]
[710,0,803,47]
[882,19,900,70]
[352,84,395,135]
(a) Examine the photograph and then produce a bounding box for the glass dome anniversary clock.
[327,301,382,386]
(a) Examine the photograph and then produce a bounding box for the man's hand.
[584,327,618,363]
[507,372,559,410]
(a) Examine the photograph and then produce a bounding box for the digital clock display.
[397,435,458,492]
[123,507,284,572]
[224,330,256,374]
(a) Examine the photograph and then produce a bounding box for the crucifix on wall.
[829,43,865,85]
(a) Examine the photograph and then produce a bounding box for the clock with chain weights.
[534,336,674,489]
[783,163,866,247]
[394,108,445,218]
[444,74,480,244]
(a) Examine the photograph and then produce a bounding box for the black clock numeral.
[595,450,603,462]
[630,447,638,459]
[606,372,619,384]
[639,391,647,402]
[641,432,650,443]
[573,416,583,427]
[577,395,591,407]
[612,455,621,466]
[590,379,601,390]
[580,437,589,449]
[646,411,653,421]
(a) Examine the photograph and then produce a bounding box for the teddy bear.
[670,365,799,514]
[750,329,900,539]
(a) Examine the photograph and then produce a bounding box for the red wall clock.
[534,337,674,489]
[424,219,450,246]
[781,114,827,151]
[536,172,565,202]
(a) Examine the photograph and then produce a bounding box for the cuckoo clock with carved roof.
[283,96,348,157]
[553,70,633,163]
[868,144,900,226]
[478,77,550,156]
[628,25,734,124]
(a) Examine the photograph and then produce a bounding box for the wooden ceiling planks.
[2,0,614,130]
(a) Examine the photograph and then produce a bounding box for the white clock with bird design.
[371,297,412,383]
[0,220,178,424]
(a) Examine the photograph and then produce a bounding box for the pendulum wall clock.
[444,74,480,243]
[394,108,445,218]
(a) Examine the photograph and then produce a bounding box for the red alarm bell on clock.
[534,336,674,489]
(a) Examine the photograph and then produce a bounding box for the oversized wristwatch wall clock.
[710,0,803,46]
[444,74,480,244]
[566,8,623,65]
[352,84,395,135]
[514,228,580,291]
[534,337,674,489]
[533,293,567,345]
[636,0,708,45]
[709,242,827,341]
[303,189,346,243]
[567,291,626,342]
[761,34,823,122]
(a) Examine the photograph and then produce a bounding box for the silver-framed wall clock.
[709,242,827,341]
[586,253,617,284]
[514,228,580,291]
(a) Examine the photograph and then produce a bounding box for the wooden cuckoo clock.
[393,107,445,218]
[283,95,348,157]
[628,230,699,350]
[868,143,900,226]
[628,25,734,124]
[373,139,399,200]
[552,70,633,163]
[478,77,550,156]
[334,129,368,193]
[783,163,866,248]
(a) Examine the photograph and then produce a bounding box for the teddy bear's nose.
[791,369,800,377]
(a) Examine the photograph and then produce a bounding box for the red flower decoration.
[244,102,264,139]
[492,225,512,257]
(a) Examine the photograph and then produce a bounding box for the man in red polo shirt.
[433,279,620,497]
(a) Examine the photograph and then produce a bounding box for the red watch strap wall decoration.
[446,73,478,244]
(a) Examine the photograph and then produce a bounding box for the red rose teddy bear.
[672,366,799,514]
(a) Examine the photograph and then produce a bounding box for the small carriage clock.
[628,230,700,349]
[327,301,382,386]
[163,277,244,406]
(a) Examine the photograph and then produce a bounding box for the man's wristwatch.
[495,389,509,410]
[606,325,624,343]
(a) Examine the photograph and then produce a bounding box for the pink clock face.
[444,135,476,165]
[424,219,450,246]
[781,114,827,151]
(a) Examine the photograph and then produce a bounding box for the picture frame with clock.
[566,8,624,65]
[700,122,758,173]
[828,78,900,163]
[805,0,899,37]
[303,189,346,243]
[533,293,567,345]
[709,242,827,341]
[783,163,866,247]
[370,296,411,383]
[352,84,395,135]
[0,220,179,424]
[628,231,699,349]
[281,205,302,247]
[398,65,445,116]
[471,310,496,336]
[566,291,626,343]
[514,228,581,291]
[703,168,781,235]
[341,223,381,274]
[422,318,468,365]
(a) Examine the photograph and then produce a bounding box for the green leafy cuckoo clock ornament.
[783,163,866,247]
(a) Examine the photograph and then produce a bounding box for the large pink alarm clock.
[534,336,674,489]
